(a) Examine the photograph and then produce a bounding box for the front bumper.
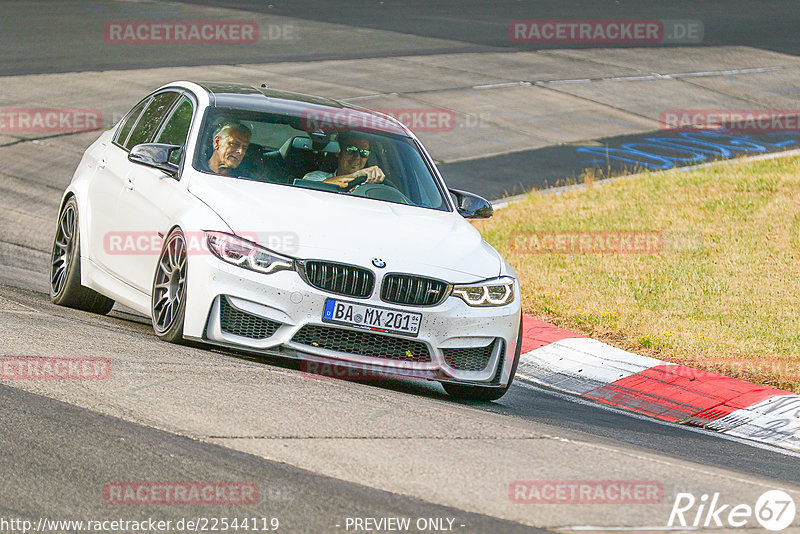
[182,254,521,387]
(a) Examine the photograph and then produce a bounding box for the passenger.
[205,121,251,176]
[304,133,385,189]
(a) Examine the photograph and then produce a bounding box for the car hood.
[189,174,501,282]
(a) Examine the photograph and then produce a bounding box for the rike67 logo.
[669,490,796,531]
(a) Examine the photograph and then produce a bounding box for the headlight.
[205,231,293,274]
[452,276,515,307]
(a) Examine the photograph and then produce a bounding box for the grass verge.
[474,155,800,392]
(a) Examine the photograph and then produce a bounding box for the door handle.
[125,176,134,190]
[98,158,106,170]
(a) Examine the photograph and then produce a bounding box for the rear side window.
[156,96,194,164]
[125,91,180,150]
[114,99,147,148]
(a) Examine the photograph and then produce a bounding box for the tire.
[151,228,188,344]
[49,197,115,314]
[441,318,523,401]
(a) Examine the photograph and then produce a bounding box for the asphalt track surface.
[0,381,543,534]
[6,0,800,75]
[441,130,800,199]
[2,1,800,532]
[4,277,797,484]
[1,282,799,532]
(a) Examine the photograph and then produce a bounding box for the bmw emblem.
[372,258,386,268]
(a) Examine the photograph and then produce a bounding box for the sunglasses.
[343,145,370,158]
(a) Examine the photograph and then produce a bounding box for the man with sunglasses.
[303,132,385,188]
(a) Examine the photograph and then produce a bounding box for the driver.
[204,121,252,176]
[303,133,385,188]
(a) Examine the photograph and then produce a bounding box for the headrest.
[279,136,339,158]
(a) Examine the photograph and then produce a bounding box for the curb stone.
[516,314,800,453]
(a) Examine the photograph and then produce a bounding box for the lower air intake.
[219,296,282,339]
[442,341,496,371]
[291,325,432,362]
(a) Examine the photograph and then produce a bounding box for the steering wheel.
[350,183,413,204]
[381,176,401,190]
[347,175,402,191]
[345,175,368,191]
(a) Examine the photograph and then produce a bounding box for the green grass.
[475,156,800,392]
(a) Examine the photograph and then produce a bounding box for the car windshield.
[193,107,449,211]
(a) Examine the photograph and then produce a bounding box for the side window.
[114,99,148,148]
[124,91,180,151]
[156,97,194,165]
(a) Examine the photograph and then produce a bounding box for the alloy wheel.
[152,232,187,334]
[50,204,76,296]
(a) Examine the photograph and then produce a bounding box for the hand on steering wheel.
[358,166,385,184]
[324,166,385,191]
[344,175,368,191]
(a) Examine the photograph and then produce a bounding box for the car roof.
[193,81,412,137]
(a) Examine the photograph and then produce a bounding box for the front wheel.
[151,228,188,343]
[49,197,115,314]
[441,319,523,401]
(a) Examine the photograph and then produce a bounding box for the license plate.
[322,298,422,337]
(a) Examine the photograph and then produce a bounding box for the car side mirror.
[449,188,493,219]
[128,143,181,177]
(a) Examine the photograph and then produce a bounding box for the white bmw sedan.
[50,81,522,400]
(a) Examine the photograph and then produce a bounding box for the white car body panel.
[188,173,502,281]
